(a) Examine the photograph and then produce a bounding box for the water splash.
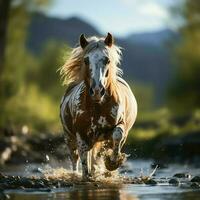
[42,167,82,182]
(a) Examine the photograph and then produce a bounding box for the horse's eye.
[105,69,109,77]
[104,57,110,65]
[84,57,89,65]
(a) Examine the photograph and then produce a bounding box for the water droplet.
[46,155,50,161]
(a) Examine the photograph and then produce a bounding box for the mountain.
[126,29,177,46]
[27,13,100,52]
[27,13,177,105]
[119,30,177,102]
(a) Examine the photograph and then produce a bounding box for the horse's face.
[80,33,114,102]
[84,49,110,102]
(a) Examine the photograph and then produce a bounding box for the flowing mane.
[59,36,123,100]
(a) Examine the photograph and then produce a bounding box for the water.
[2,160,200,200]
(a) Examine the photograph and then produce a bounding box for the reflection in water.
[7,189,200,200]
[139,191,200,200]
[8,188,138,200]
[56,188,138,200]
[178,191,200,200]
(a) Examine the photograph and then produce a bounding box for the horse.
[59,33,137,179]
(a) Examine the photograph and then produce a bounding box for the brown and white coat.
[60,33,137,179]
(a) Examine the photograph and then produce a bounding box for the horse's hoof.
[82,174,94,182]
[104,153,127,171]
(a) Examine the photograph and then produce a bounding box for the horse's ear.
[80,34,89,49]
[104,32,114,47]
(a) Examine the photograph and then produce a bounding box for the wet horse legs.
[104,125,126,171]
[112,126,124,160]
[76,132,91,179]
[65,138,79,172]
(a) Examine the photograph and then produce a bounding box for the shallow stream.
[1,159,200,200]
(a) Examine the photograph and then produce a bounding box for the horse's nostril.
[89,87,94,96]
[100,87,105,96]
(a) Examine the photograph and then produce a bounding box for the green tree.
[0,0,11,74]
[0,0,63,132]
[169,0,200,112]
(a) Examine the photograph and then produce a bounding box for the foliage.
[128,108,200,141]
[0,2,70,133]
[128,81,155,112]
[126,108,200,158]
[168,0,200,113]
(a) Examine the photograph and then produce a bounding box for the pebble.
[34,181,45,188]
[145,179,157,185]
[191,182,200,189]
[191,176,200,183]
[173,173,191,179]
[169,178,180,185]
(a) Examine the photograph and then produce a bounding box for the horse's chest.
[88,115,114,141]
[91,115,112,131]
[75,103,122,134]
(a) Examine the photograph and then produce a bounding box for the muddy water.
[2,160,200,200]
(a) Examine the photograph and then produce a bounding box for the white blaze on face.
[87,49,107,87]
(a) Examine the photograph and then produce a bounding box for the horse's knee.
[112,127,123,142]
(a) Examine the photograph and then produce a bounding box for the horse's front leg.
[112,126,124,159]
[76,132,91,180]
[105,125,127,171]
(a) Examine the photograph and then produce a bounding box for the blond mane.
[59,36,123,100]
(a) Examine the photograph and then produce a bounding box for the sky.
[44,0,177,37]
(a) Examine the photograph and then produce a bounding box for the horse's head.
[80,33,114,102]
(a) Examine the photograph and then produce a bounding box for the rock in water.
[169,178,180,185]
[191,182,200,189]
[173,173,191,179]
[145,179,157,185]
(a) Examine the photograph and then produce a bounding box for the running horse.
[60,33,137,179]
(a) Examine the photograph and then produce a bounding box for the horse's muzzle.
[89,86,105,102]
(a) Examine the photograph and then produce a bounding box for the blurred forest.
[0,0,200,136]
[168,0,200,113]
[0,0,69,133]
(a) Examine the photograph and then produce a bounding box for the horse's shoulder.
[64,83,79,96]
